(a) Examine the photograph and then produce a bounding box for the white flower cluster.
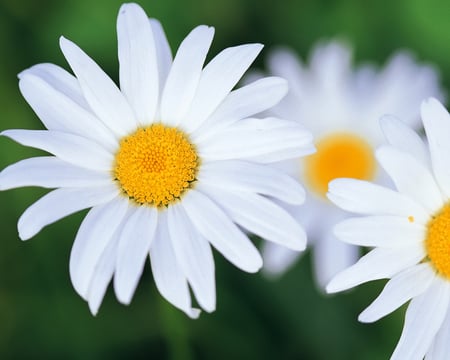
[1,3,449,359]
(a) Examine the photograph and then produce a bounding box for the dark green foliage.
[0,0,448,358]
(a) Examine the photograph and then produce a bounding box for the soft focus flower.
[256,40,444,288]
[0,3,314,317]
[327,98,450,359]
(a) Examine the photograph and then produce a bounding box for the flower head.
[254,40,444,288]
[1,3,314,317]
[327,98,450,359]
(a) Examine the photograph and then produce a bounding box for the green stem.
[158,296,193,360]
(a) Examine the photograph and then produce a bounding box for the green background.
[0,0,449,359]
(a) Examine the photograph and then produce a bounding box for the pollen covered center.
[426,204,450,279]
[114,124,198,207]
[304,132,376,197]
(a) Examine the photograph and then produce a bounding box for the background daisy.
[0,3,314,318]
[1,0,449,358]
[327,98,450,360]
[255,40,445,289]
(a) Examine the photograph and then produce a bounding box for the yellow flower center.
[426,204,450,279]
[114,124,198,207]
[304,132,376,197]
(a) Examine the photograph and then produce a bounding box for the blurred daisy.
[327,98,450,360]
[0,3,314,317]
[257,40,444,288]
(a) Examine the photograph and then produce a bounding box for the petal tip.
[59,35,68,45]
[116,293,132,306]
[118,2,146,17]
[325,280,339,294]
[18,221,35,240]
[17,229,31,241]
[17,69,27,79]
[202,301,216,314]
[59,36,76,54]
[249,260,263,273]
[187,308,201,319]
[88,301,100,316]
[357,312,371,323]
[113,279,133,306]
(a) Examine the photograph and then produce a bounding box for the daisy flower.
[256,40,444,288]
[0,3,314,317]
[327,98,450,359]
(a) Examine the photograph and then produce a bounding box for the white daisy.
[255,40,444,288]
[327,98,450,360]
[0,3,314,317]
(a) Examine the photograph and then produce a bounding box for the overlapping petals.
[254,40,444,289]
[327,98,450,360]
[2,2,313,318]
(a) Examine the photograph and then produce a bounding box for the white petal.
[150,19,173,94]
[87,231,119,315]
[117,3,159,125]
[198,117,315,163]
[267,48,304,96]
[310,41,352,86]
[422,98,450,199]
[379,115,429,167]
[114,206,158,305]
[59,36,137,136]
[199,183,306,251]
[70,198,128,299]
[391,279,450,360]
[2,129,114,171]
[359,263,435,323]
[376,146,443,212]
[182,43,263,132]
[426,298,450,360]
[18,185,119,240]
[261,241,302,276]
[263,49,306,120]
[160,25,214,127]
[181,189,262,273]
[327,178,429,223]
[150,211,200,318]
[198,160,305,205]
[326,244,424,293]
[168,204,216,312]
[313,231,360,290]
[18,73,117,150]
[193,77,288,140]
[334,215,425,248]
[0,157,111,190]
[19,63,90,111]
[287,194,328,237]
[372,53,444,128]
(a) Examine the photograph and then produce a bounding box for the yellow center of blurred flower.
[304,132,376,197]
[114,124,198,207]
[426,204,450,279]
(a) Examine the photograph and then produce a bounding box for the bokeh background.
[0,0,449,358]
